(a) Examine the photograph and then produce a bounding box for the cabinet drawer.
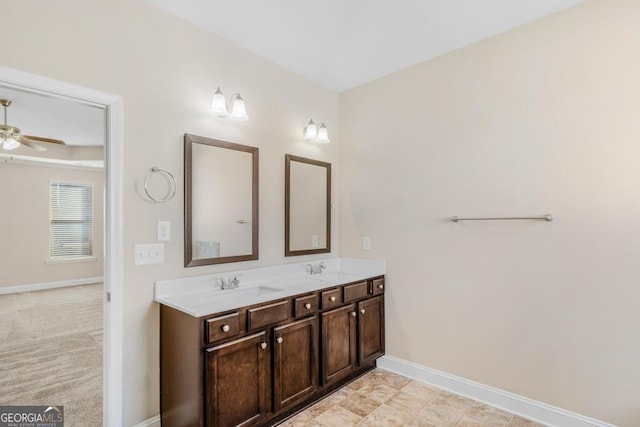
[248,300,290,331]
[372,278,385,296]
[294,294,319,318]
[343,281,369,302]
[206,312,240,344]
[321,288,342,310]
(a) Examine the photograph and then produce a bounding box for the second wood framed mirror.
[285,154,331,256]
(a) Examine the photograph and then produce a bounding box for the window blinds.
[50,182,94,259]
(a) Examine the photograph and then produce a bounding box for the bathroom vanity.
[156,259,385,427]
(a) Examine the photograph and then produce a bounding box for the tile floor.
[277,368,544,427]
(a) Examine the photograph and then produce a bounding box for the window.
[50,182,94,260]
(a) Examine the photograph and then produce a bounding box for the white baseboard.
[133,415,160,427]
[0,276,103,295]
[377,355,615,427]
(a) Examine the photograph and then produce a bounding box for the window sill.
[46,256,98,264]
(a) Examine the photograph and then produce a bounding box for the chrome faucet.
[215,275,240,290]
[306,262,326,275]
[227,275,240,289]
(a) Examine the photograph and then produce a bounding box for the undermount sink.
[216,285,283,298]
[315,272,358,280]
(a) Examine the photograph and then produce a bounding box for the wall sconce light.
[303,119,330,143]
[210,87,249,121]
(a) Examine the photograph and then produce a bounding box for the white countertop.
[154,258,386,317]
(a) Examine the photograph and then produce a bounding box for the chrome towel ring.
[144,166,177,203]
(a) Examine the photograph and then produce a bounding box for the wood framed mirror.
[285,154,331,256]
[184,134,259,266]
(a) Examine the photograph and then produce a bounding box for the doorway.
[0,66,123,426]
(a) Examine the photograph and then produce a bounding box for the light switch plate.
[157,221,171,241]
[135,243,165,265]
[312,235,319,248]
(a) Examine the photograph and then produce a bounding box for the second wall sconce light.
[211,87,249,121]
[303,119,330,143]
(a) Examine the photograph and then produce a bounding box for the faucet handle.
[215,277,226,289]
[319,262,326,270]
[306,264,313,274]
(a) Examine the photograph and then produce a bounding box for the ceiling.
[1,2,588,148]
[0,86,105,147]
[144,0,588,92]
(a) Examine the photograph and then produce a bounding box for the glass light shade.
[1,137,20,150]
[228,93,249,121]
[303,119,317,140]
[210,87,229,117]
[315,123,330,143]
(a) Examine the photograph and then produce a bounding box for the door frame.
[0,66,124,426]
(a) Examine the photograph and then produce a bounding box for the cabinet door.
[206,332,269,427]
[358,296,385,366]
[321,303,356,385]
[273,317,319,411]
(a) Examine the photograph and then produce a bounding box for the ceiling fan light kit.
[0,99,66,151]
[1,134,20,150]
[0,100,20,150]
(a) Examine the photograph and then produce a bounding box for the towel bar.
[450,214,553,222]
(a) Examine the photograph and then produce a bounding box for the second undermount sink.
[314,272,359,281]
[216,285,283,299]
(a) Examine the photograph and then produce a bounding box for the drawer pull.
[276,337,283,344]
[378,284,384,290]
[221,324,230,333]
[329,296,336,302]
[260,342,267,350]
[351,311,356,317]
[304,303,311,309]
[360,309,366,314]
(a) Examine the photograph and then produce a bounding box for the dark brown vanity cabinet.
[358,295,385,366]
[273,317,318,411]
[321,304,357,385]
[205,318,318,427]
[206,332,270,427]
[321,294,385,386]
[160,276,385,427]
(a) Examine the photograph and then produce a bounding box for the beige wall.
[0,162,104,287]
[6,0,639,425]
[339,1,640,425]
[2,0,339,424]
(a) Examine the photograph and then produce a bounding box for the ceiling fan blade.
[19,137,47,151]
[23,135,66,145]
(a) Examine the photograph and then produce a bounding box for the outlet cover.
[157,221,171,242]
[362,236,371,251]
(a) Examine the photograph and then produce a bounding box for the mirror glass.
[285,154,331,256]
[185,134,258,266]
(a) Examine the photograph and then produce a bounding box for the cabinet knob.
[378,284,384,290]
[304,303,311,310]
[260,342,267,350]
[329,296,336,302]
[351,311,356,317]
[276,337,283,344]
[360,309,366,314]
[221,324,230,333]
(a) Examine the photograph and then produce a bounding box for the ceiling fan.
[0,99,66,151]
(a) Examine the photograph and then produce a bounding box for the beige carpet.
[0,283,103,427]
